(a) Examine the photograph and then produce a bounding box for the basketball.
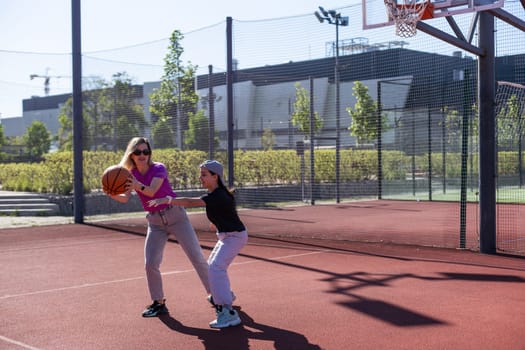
[101,165,130,195]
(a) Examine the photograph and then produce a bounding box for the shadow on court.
[159,307,322,350]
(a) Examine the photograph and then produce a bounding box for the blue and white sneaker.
[209,306,241,328]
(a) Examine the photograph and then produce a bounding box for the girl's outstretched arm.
[147,196,205,208]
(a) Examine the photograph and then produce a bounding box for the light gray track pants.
[208,230,248,307]
[144,206,210,301]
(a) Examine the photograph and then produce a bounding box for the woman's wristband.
[166,195,173,205]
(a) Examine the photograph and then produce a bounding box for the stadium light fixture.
[314,11,325,23]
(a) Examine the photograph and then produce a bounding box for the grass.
[385,186,525,203]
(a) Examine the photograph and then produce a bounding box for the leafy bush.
[498,151,520,175]
[235,150,300,185]
[156,149,207,188]
[416,152,478,178]
[0,149,522,194]
[381,151,409,180]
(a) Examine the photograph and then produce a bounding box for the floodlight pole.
[315,7,348,203]
[335,20,342,203]
[72,0,84,224]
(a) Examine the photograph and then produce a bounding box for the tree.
[441,106,461,151]
[112,72,149,149]
[57,99,74,151]
[0,124,6,148]
[24,120,51,156]
[261,128,275,150]
[56,73,147,151]
[291,82,323,138]
[347,81,388,145]
[151,119,175,149]
[497,94,524,150]
[469,102,480,151]
[0,124,7,161]
[184,109,217,151]
[149,29,199,149]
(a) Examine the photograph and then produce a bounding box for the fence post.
[309,76,315,205]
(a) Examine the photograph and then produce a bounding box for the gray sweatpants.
[208,230,248,307]
[144,206,210,301]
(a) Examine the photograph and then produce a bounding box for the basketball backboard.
[363,0,505,30]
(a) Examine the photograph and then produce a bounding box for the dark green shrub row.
[0,149,522,195]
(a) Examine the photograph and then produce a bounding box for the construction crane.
[29,68,67,96]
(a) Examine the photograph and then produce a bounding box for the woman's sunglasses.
[132,149,151,156]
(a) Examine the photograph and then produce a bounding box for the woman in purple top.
[108,137,210,318]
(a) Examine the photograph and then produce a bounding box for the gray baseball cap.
[200,160,224,181]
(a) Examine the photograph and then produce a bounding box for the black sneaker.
[142,300,168,317]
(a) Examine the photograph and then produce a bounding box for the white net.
[384,0,430,37]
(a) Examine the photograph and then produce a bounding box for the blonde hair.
[119,137,153,170]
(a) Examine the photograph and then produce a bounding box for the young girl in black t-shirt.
[148,160,247,329]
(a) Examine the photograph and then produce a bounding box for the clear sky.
[0,0,356,118]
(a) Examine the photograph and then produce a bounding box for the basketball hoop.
[384,0,434,38]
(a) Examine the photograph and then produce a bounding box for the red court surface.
[1,202,524,350]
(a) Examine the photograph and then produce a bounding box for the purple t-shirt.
[131,162,177,212]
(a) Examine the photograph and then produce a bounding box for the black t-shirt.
[201,187,246,233]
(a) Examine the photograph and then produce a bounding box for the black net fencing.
[2,2,524,254]
[495,81,525,255]
[55,3,525,251]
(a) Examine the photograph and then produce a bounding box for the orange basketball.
[101,165,130,195]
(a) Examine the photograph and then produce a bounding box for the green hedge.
[416,151,524,177]
[0,149,522,195]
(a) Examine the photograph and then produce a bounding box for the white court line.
[1,250,329,300]
[0,335,42,350]
[0,275,145,300]
[0,236,141,253]
[499,236,525,244]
